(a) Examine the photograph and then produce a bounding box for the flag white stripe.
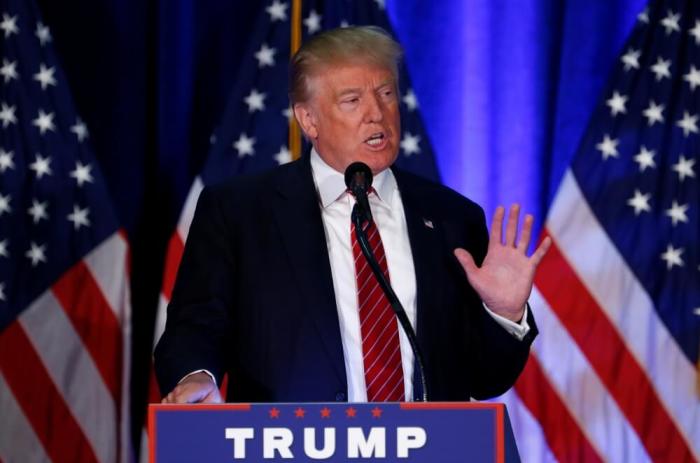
[546,170,700,456]
[20,291,117,463]
[496,390,558,463]
[83,233,129,321]
[0,371,51,463]
[529,287,651,462]
[176,177,204,239]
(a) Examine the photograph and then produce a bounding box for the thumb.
[454,248,478,277]
[202,387,223,404]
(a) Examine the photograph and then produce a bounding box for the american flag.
[0,0,132,462]
[497,1,700,461]
[150,0,440,398]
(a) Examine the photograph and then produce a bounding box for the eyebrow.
[336,80,395,98]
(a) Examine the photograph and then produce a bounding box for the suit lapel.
[272,157,347,386]
[393,169,445,396]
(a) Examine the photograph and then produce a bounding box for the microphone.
[344,162,373,222]
[343,162,430,401]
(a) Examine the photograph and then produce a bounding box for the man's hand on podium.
[161,371,223,404]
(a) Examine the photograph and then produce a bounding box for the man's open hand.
[454,204,551,322]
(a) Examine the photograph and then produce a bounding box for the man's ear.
[293,103,319,140]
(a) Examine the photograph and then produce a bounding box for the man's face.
[294,62,401,174]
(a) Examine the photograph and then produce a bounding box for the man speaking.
[155,26,551,404]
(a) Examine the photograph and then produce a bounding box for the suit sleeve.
[154,186,236,395]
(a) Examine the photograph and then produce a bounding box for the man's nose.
[363,94,384,123]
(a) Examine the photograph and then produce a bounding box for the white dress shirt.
[309,149,529,402]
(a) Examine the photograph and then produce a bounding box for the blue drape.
[388,0,646,234]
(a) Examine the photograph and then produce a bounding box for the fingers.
[490,206,505,245]
[530,236,552,266]
[504,204,520,247]
[454,248,478,276]
[517,214,534,252]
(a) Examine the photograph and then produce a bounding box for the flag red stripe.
[162,232,185,301]
[536,232,695,462]
[52,261,122,401]
[515,354,604,463]
[0,322,99,462]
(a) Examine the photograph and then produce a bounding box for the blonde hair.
[289,25,403,104]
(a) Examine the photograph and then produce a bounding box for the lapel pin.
[423,218,434,229]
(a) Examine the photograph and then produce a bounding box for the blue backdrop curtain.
[36,0,646,449]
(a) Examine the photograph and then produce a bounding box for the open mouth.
[365,132,386,146]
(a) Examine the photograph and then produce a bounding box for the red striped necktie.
[351,214,405,402]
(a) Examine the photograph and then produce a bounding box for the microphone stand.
[351,203,429,402]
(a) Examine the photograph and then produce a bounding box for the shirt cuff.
[482,302,530,341]
[179,369,217,387]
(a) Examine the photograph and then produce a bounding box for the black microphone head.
[344,162,373,193]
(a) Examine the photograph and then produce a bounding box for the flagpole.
[289,0,303,160]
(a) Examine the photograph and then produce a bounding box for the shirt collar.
[310,148,396,209]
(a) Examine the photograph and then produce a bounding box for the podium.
[149,402,520,462]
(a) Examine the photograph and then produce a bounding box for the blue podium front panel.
[149,402,516,462]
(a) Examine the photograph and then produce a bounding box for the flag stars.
[606,91,627,116]
[665,200,688,226]
[0,193,11,216]
[672,155,695,181]
[373,0,386,10]
[70,161,94,187]
[67,204,90,230]
[400,132,421,156]
[660,10,681,35]
[26,242,47,267]
[266,1,288,22]
[660,244,684,269]
[676,112,698,137]
[690,20,700,45]
[0,59,18,83]
[32,109,56,135]
[70,118,89,142]
[35,22,52,46]
[627,189,651,215]
[27,199,49,224]
[233,133,255,157]
[0,239,7,258]
[402,89,418,111]
[254,43,276,67]
[304,9,322,35]
[33,64,57,90]
[637,7,649,24]
[274,145,292,165]
[633,146,656,172]
[0,103,17,127]
[642,101,664,126]
[282,107,293,120]
[649,57,671,81]
[683,66,700,91]
[0,149,14,172]
[621,49,641,71]
[595,134,619,160]
[29,154,52,179]
[0,14,18,38]
[244,89,266,112]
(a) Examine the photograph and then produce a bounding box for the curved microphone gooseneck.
[344,162,429,402]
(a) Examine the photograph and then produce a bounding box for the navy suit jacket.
[154,155,537,402]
